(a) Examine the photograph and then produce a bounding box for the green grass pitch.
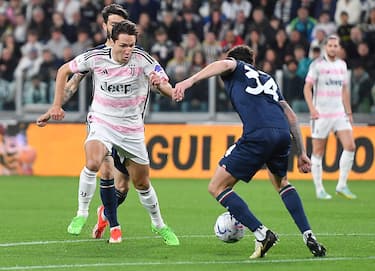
[0,176,374,271]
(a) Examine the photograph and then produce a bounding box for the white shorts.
[85,121,149,165]
[310,115,352,139]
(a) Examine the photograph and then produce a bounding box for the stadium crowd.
[0,0,375,114]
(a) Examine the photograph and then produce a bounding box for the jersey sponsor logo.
[325,78,343,86]
[100,82,132,94]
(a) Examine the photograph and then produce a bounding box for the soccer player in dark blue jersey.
[174,45,326,258]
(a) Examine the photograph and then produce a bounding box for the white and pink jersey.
[305,55,348,118]
[69,47,168,138]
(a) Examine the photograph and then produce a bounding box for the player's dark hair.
[111,20,138,41]
[102,4,128,23]
[227,45,254,65]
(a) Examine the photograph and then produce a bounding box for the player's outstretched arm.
[173,59,236,102]
[279,100,311,173]
[36,73,86,127]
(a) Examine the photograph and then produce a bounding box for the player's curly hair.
[102,4,128,23]
[227,45,255,65]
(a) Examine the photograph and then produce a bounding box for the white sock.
[303,230,314,244]
[253,225,268,241]
[337,150,355,190]
[136,185,165,228]
[311,155,324,194]
[77,166,97,217]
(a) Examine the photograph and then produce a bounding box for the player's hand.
[149,71,161,87]
[310,108,319,120]
[36,111,51,127]
[174,80,192,102]
[297,153,311,173]
[49,105,65,121]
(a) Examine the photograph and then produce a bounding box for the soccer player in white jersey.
[37,4,132,236]
[304,35,357,200]
[44,20,180,244]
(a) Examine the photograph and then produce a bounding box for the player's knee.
[133,178,150,190]
[86,159,102,172]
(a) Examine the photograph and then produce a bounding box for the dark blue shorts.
[112,148,130,176]
[219,128,291,182]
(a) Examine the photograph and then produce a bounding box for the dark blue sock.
[100,179,119,228]
[280,184,310,233]
[115,189,128,206]
[216,188,262,231]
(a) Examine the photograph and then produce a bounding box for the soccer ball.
[214,212,245,243]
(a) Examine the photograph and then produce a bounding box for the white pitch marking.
[0,256,374,270]
[0,232,374,247]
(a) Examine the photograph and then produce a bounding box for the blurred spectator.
[201,31,222,64]
[51,11,77,43]
[182,50,208,112]
[244,28,266,64]
[5,0,23,25]
[350,62,374,113]
[38,48,58,101]
[269,28,290,66]
[230,10,247,39]
[55,0,81,25]
[313,0,336,21]
[221,0,252,22]
[352,41,375,78]
[285,29,309,57]
[165,45,190,85]
[247,7,273,43]
[335,0,362,25]
[294,45,311,79]
[159,10,182,45]
[179,8,204,41]
[27,6,51,42]
[203,8,229,41]
[342,26,363,65]
[0,47,16,110]
[287,6,317,42]
[14,47,43,81]
[0,11,12,41]
[2,33,21,60]
[45,27,70,61]
[336,11,354,44]
[72,28,92,56]
[220,29,244,52]
[310,46,322,60]
[361,7,375,52]
[0,47,17,82]
[273,0,299,26]
[181,31,202,61]
[23,74,48,105]
[312,11,336,37]
[20,30,43,57]
[282,58,307,112]
[12,12,27,45]
[136,12,156,52]
[150,27,174,67]
[261,48,279,73]
[79,0,99,27]
[23,0,54,24]
[255,0,277,19]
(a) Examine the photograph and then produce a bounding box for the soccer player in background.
[37,18,179,245]
[304,35,357,200]
[173,45,326,258]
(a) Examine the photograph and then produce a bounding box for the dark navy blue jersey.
[221,60,289,137]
